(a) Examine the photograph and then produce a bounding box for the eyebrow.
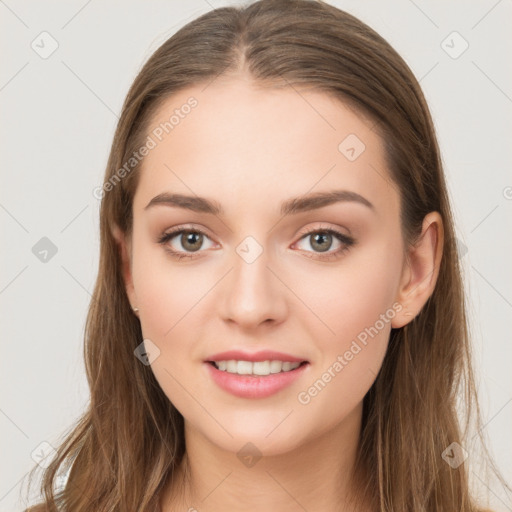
[144,189,375,216]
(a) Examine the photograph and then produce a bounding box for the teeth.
[237,361,252,375]
[253,361,270,375]
[212,359,302,376]
[269,360,282,373]
[226,360,238,373]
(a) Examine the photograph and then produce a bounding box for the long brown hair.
[23,0,507,510]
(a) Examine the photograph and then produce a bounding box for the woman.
[24,0,507,510]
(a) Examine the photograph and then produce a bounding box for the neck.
[160,403,371,512]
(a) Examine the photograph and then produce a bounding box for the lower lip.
[204,362,309,399]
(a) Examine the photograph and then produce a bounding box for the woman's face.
[121,76,409,455]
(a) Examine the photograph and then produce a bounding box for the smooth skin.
[112,73,443,512]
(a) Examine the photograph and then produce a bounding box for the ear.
[391,211,444,329]
[111,222,137,309]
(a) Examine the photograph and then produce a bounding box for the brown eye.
[180,231,204,252]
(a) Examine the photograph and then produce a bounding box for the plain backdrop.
[1,1,511,510]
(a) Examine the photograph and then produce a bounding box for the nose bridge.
[221,234,287,326]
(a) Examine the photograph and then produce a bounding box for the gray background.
[1,0,511,510]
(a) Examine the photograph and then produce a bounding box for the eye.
[157,226,216,260]
[292,225,355,261]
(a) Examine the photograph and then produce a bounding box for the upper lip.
[206,350,308,363]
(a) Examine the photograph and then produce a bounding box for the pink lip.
[204,361,309,399]
[205,350,308,363]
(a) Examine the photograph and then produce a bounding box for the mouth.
[206,359,309,376]
[204,358,310,399]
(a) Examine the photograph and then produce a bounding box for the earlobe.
[111,223,137,308]
[391,212,444,329]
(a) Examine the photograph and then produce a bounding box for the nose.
[220,242,288,330]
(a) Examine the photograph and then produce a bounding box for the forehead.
[133,77,398,219]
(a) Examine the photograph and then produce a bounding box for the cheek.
[292,235,403,346]
[131,244,216,398]
[132,252,209,409]
[131,241,208,339]
[293,270,396,429]
[290,236,403,404]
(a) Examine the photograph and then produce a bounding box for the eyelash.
[157,224,355,262]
